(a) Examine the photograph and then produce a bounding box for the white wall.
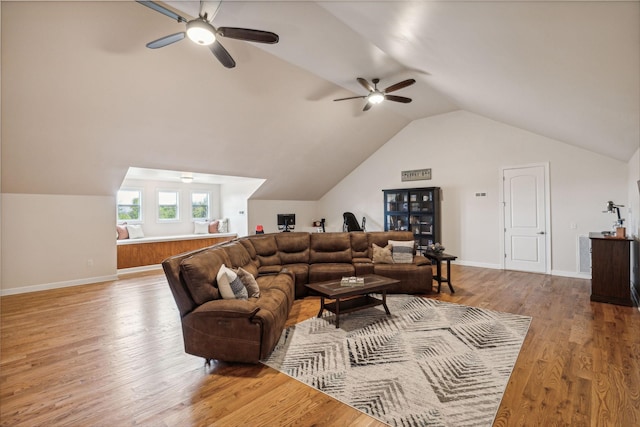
[318,111,628,276]
[221,179,266,237]
[248,200,320,235]
[1,194,117,294]
[119,178,222,237]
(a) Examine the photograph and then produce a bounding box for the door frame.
[499,162,551,274]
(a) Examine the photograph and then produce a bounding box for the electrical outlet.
[87,259,94,267]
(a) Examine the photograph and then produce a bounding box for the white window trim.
[117,187,143,224]
[157,189,180,222]
[191,191,210,222]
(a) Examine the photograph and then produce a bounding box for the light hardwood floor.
[1,266,639,426]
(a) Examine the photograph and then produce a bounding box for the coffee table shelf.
[305,274,398,328]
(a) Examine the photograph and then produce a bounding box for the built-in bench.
[117,233,237,270]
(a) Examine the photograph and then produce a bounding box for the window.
[191,192,209,220]
[158,190,179,221]
[117,189,142,221]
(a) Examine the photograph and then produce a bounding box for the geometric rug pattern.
[262,295,532,426]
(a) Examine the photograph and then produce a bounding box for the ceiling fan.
[137,0,279,69]
[334,77,416,111]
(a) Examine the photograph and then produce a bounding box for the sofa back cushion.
[221,241,259,277]
[179,248,230,305]
[350,232,370,258]
[275,232,310,264]
[309,232,352,263]
[249,235,281,267]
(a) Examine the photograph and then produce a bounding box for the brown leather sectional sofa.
[162,231,433,363]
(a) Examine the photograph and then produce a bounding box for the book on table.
[340,276,365,287]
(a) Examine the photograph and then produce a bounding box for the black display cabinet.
[383,187,442,253]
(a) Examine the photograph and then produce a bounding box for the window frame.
[191,191,210,221]
[116,188,143,223]
[157,189,180,222]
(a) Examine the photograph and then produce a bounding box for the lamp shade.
[368,91,385,105]
[186,19,216,45]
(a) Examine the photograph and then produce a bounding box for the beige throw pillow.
[236,267,260,298]
[372,243,394,264]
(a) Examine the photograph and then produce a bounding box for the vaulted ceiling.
[2,1,638,200]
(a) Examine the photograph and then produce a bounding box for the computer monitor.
[277,214,295,232]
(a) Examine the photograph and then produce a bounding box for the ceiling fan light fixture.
[186,19,216,45]
[368,91,385,105]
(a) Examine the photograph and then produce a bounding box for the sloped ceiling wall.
[1,1,409,200]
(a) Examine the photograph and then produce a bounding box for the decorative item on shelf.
[428,243,445,253]
[602,201,625,235]
[255,225,264,234]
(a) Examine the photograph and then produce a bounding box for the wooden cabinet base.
[117,235,236,269]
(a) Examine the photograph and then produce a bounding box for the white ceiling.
[2,1,638,201]
[167,0,639,161]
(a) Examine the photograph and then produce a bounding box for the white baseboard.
[551,269,591,280]
[455,260,502,270]
[1,274,119,296]
[117,264,162,276]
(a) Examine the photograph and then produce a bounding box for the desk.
[424,250,457,293]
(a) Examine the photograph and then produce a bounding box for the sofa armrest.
[191,299,260,318]
[414,255,432,266]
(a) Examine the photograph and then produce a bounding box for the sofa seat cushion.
[353,262,375,276]
[373,263,432,294]
[258,265,283,275]
[309,263,355,283]
[256,272,295,309]
[280,263,309,298]
[414,255,431,266]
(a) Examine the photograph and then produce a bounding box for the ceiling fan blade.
[333,96,367,102]
[146,32,185,49]
[385,95,412,103]
[136,1,187,23]
[357,78,374,92]
[200,0,222,22]
[363,102,373,112]
[217,27,279,44]
[209,40,236,68]
[384,79,416,93]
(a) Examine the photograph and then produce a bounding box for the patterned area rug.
[262,295,531,426]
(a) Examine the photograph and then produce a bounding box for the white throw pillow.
[194,222,209,234]
[389,240,414,264]
[217,218,229,233]
[216,264,248,300]
[126,224,144,239]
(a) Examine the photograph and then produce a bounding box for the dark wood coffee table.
[305,274,399,328]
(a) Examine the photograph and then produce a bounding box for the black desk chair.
[343,212,365,232]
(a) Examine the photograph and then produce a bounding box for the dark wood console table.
[589,232,635,306]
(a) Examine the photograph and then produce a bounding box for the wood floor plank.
[2,265,640,426]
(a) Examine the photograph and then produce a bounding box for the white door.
[503,165,548,273]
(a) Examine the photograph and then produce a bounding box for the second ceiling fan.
[334,77,416,111]
[137,0,279,69]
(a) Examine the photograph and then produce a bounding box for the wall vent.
[578,235,591,274]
